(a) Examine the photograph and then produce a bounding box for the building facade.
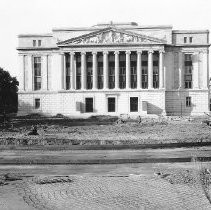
[17,22,210,117]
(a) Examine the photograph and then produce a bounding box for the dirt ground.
[0,115,211,146]
[0,162,211,210]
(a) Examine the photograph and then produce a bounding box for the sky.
[0,0,211,77]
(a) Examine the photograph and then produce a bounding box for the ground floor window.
[108,97,116,112]
[186,97,191,107]
[210,99,211,111]
[85,98,93,112]
[35,98,40,109]
[130,97,138,112]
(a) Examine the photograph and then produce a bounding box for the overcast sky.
[0,0,210,77]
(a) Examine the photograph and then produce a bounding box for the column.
[18,54,25,91]
[92,52,97,89]
[28,55,33,91]
[81,52,86,90]
[137,51,142,89]
[60,53,65,90]
[103,51,108,89]
[126,50,131,89]
[148,50,153,89]
[178,52,184,89]
[202,50,208,89]
[159,50,164,89]
[192,53,199,89]
[114,51,119,89]
[70,52,75,90]
[42,55,48,90]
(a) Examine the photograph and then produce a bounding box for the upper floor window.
[184,37,187,43]
[189,37,193,43]
[184,54,192,89]
[33,40,36,47]
[38,40,42,46]
[34,57,41,90]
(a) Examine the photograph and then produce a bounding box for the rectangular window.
[210,99,211,111]
[97,54,103,89]
[65,54,70,90]
[34,57,41,90]
[38,40,41,46]
[76,54,81,90]
[186,97,191,107]
[130,97,138,112]
[119,67,126,89]
[108,97,115,112]
[85,98,93,112]
[131,66,137,89]
[109,67,115,89]
[184,54,193,89]
[189,37,193,43]
[35,98,40,109]
[142,65,148,89]
[184,37,187,43]
[33,40,36,47]
[86,54,93,89]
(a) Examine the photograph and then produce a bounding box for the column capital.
[148,50,154,54]
[103,51,109,55]
[125,50,131,55]
[159,50,165,54]
[114,51,119,55]
[69,52,75,56]
[137,50,143,54]
[92,51,98,55]
[81,51,86,55]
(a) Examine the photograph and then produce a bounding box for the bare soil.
[0,116,211,146]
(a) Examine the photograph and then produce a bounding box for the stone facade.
[17,22,210,117]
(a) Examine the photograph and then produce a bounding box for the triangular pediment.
[57,27,166,46]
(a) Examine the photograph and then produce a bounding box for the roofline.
[52,25,173,32]
[172,30,209,34]
[16,47,59,51]
[18,34,53,38]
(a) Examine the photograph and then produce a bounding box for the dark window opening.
[189,37,193,43]
[186,97,191,107]
[153,56,159,88]
[76,54,81,90]
[142,66,148,89]
[86,54,93,89]
[97,54,103,89]
[35,98,40,109]
[119,53,126,89]
[184,37,187,43]
[108,54,115,89]
[33,40,36,47]
[130,53,137,89]
[65,54,70,90]
[108,97,115,112]
[130,97,138,112]
[85,98,93,112]
[34,57,41,90]
[38,40,41,46]
[184,54,193,89]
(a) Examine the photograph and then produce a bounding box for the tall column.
[92,52,98,89]
[70,52,75,90]
[28,55,33,91]
[192,53,199,89]
[137,51,142,89]
[103,51,108,89]
[114,51,119,89]
[81,52,86,90]
[126,50,131,89]
[18,54,25,91]
[202,50,209,89]
[148,50,153,89]
[60,53,65,90]
[159,50,164,89]
[42,55,48,90]
[178,52,184,89]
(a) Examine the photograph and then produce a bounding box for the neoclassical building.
[17,22,210,116]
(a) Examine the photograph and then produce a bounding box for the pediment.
[57,27,166,46]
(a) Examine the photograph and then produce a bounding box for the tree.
[0,67,19,123]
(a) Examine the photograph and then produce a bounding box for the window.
[119,53,126,89]
[85,98,93,112]
[186,97,191,107]
[131,66,137,88]
[184,54,193,89]
[34,57,41,90]
[108,97,115,112]
[65,54,70,90]
[184,37,187,43]
[153,57,159,88]
[210,99,211,111]
[130,97,138,112]
[35,98,40,109]
[33,40,36,47]
[97,54,103,89]
[38,40,42,46]
[189,37,193,43]
[142,61,148,89]
[76,54,81,89]
[86,54,93,89]
[109,67,115,89]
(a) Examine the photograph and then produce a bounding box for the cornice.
[18,34,53,38]
[16,47,59,51]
